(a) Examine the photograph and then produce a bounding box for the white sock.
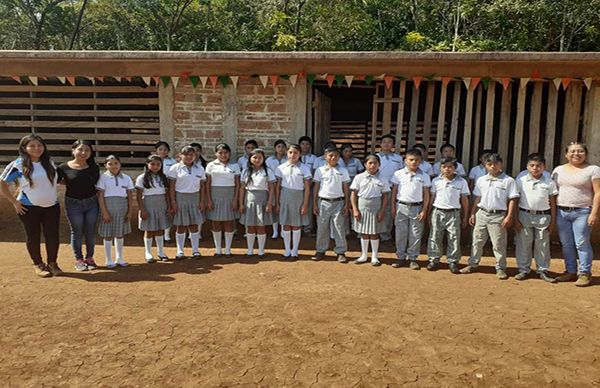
[176,232,186,255]
[190,232,200,254]
[224,232,234,255]
[371,239,380,262]
[164,227,171,241]
[144,237,153,260]
[104,239,113,265]
[292,230,301,256]
[272,222,279,238]
[114,238,125,263]
[155,235,165,257]
[246,233,256,255]
[197,224,203,239]
[359,238,369,261]
[257,234,267,255]
[212,231,222,254]
[282,230,291,256]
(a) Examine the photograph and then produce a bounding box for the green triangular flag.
[335,75,344,87]
[364,75,373,85]
[161,76,170,87]
[189,76,200,88]
[425,74,436,80]
[395,75,406,80]
[218,76,229,87]
[281,74,290,80]
[482,77,491,90]
[307,74,316,85]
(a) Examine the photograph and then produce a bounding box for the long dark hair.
[245,148,268,186]
[190,142,207,168]
[18,134,55,187]
[71,139,99,170]
[142,155,169,189]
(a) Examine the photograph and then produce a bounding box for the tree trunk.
[69,0,88,50]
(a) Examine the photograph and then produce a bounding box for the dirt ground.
[1,197,600,387]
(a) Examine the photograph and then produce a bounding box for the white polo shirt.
[474,173,520,211]
[313,155,326,170]
[167,162,206,193]
[135,174,167,197]
[390,168,432,203]
[340,157,365,179]
[205,160,240,187]
[313,164,351,199]
[418,160,434,177]
[96,172,134,198]
[516,171,558,211]
[237,155,249,170]
[350,171,390,199]
[266,155,287,173]
[1,158,58,207]
[377,152,404,181]
[276,161,312,190]
[468,164,487,183]
[301,153,317,172]
[241,167,276,191]
[431,175,470,209]
[162,157,177,175]
[433,160,467,177]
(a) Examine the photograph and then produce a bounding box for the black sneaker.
[426,261,439,271]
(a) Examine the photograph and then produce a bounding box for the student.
[0,134,61,278]
[136,155,171,263]
[154,141,177,242]
[313,141,337,170]
[514,153,558,283]
[312,146,351,263]
[266,139,288,239]
[377,134,404,242]
[350,154,390,266]
[460,153,519,279]
[237,139,258,170]
[340,144,365,235]
[299,136,317,235]
[276,144,312,259]
[412,143,434,177]
[190,142,207,239]
[206,143,241,257]
[239,148,275,257]
[168,145,206,260]
[426,157,470,273]
[432,143,466,177]
[468,149,493,191]
[96,155,135,268]
[390,148,431,269]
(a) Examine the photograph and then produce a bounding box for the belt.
[519,207,551,215]
[558,206,590,212]
[478,207,506,214]
[320,197,344,202]
[398,201,423,207]
[434,207,460,213]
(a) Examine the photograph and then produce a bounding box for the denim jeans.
[556,207,593,274]
[65,196,99,260]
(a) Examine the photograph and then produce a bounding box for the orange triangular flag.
[441,77,452,87]
[471,77,481,90]
[11,76,21,83]
[354,75,366,81]
[501,78,511,90]
[326,74,335,88]
[209,75,218,88]
[124,76,132,82]
[270,75,279,86]
[562,78,572,89]
[531,69,541,79]
[413,76,422,89]
[66,76,76,85]
[180,71,191,79]
[384,75,395,89]
[297,70,306,78]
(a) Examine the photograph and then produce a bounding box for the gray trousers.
[395,203,424,261]
[427,208,461,263]
[316,199,347,254]
[515,211,551,274]
[380,199,394,241]
[468,210,507,270]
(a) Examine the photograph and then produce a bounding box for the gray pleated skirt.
[173,192,204,226]
[139,194,171,231]
[207,186,238,221]
[98,196,132,238]
[240,190,273,226]
[353,196,385,235]
[279,187,309,227]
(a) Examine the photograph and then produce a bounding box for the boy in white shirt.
[377,134,404,242]
[432,143,466,177]
[468,149,493,191]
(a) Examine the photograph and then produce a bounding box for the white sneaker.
[116,260,129,267]
[354,256,368,264]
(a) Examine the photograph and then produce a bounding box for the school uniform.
[313,164,351,255]
[135,174,171,231]
[427,175,470,264]
[167,162,206,226]
[468,164,487,185]
[377,151,404,240]
[390,168,431,262]
[301,153,318,233]
[276,161,312,227]
[467,173,520,271]
[313,155,327,170]
[340,157,365,234]
[240,167,275,226]
[433,160,467,177]
[266,155,287,229]
[96,171,134,238]
[350,171,390,235]
[301,153,318,172]
[418,160,435,177]
[237,155,249,170]
[515,172,558,275]
[162,157,177,175]
[205,160,240,221]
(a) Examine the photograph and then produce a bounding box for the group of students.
[1,134,598,287]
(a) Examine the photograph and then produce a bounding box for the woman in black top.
[57,140,100,271]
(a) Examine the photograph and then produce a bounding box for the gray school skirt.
[139,194,171,231]
[353,196,385,235]
[207,186,238,221]
[240,190,273,226]
[279,187,309,227]
[98,196,132,238]
[173,192,204,226]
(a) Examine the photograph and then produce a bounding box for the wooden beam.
[528,82,543,153]
[498,83,512,161]
[0,109,158,117]
[483,80,496,149]
[450,81,462,147]
[585,82,600,166]
[382,86,393,135]
[422,81,435,147]
[435,81,448,159]
[394,80,407,152]
[0,132,158,141]
[0,85,157,93]
[472,85,483,167]
[0,97,158,105]
[512,82,527,176]
[544,86,559,170]
[0,120,159,128]
[370,85,379,153]
[408,83,420,148]
[560,83,583,157]
[461,85,475,166]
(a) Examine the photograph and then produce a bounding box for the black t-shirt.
[57,162,100,199]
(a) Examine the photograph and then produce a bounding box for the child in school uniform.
[239,148,275,257]
[468,149,493,191]
[426,157,470,273]
[96,155,135,268]
[313,141,337,170]
[312,146,351,263]
[136,155,171,263]
[190,142,207,240]
[351,154,390,266]
[412,143,435,177]
[154,141,177,241]
[340,144,365,236]
[276,144,312,259]
[432,143,467,177]
[460,153,519,279]
[267,139,288,239]
[514,153,558,283]
[168,145,206,259]
[390,148,431,269]
[299,136,317,235]
[377,134,404,242]
[237,139,258,170]
[206,143,241,257]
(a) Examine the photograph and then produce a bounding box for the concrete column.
[158,83,175,147]
[222,84,239,158]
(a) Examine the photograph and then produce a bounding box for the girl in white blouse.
[266,139,288,239]
[154,141,177,241]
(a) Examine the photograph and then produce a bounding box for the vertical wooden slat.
[585,82,600,166]
[498,83,512,160]
[484,80,496,150]
[560,83,583,156]
[461,85,474,166]
[528,82,543,153]
[544,86,559,170]
[422,81,435,147]
[382,86,393,135]
[435,81,448,159]
[583,84,593,143]
[408,82,420,148]
[369,84,380,153]
[450,81,462,147]
[512,82,528,176]
[471,85,483,167]
[395,80,407,152]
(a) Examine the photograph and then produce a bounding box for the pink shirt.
[552,164,600,208]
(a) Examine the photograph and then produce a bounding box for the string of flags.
[4,71,595,91]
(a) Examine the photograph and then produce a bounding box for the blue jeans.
[65,196,99,260]
[556,207,593,274]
